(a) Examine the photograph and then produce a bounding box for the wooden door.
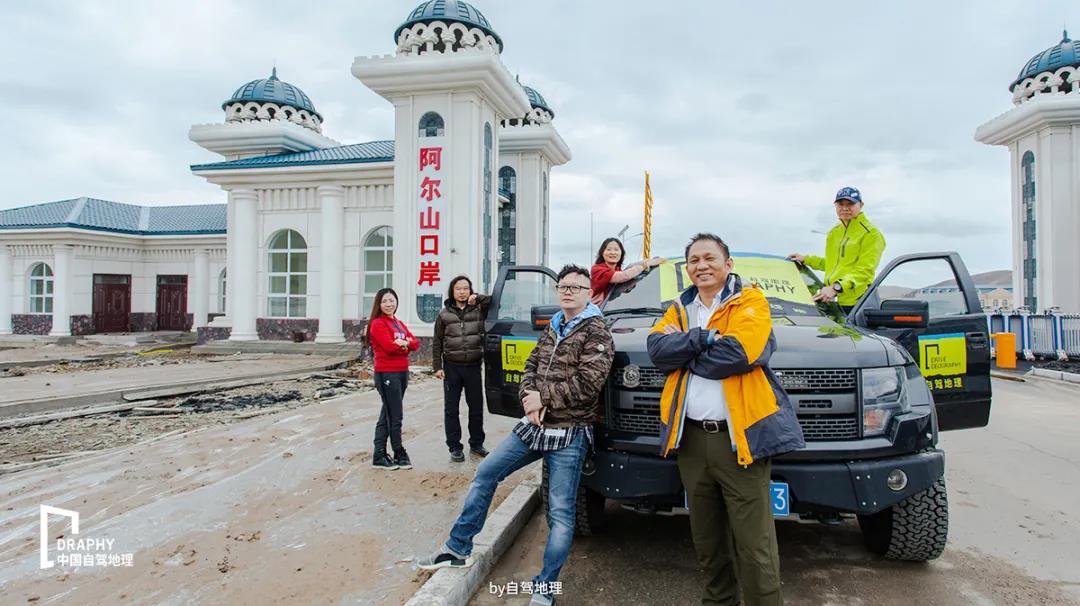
[93,274,131,333]
[156,276,188,331]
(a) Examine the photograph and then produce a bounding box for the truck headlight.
[861,366,909,437]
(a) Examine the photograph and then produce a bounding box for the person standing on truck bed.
[788,186,886,314]
[418,264,614,606]
[590,237,664,305]
[648,233,805,606]
[432,275,492,463]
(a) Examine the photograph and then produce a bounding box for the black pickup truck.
[483,252,991,561]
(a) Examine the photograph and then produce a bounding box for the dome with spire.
[223,68,320,118]
[1011,30,1080,91]
[522,85,554,119]
[222,69,323,133]
[395,0,503,55]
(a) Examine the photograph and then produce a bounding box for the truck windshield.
[603,253,846,323]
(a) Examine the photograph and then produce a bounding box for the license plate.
[770,481,790,517]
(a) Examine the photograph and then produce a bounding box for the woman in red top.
[590,238,664,305]
[365,288,420,471]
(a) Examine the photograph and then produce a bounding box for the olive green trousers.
[677,423,783,606]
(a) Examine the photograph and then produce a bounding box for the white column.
[192,248,210,331]
[315,185,345,343]
[229,189,259,341]
[0,246,11,335]
[48,244,73,336]
[209,201,235,327]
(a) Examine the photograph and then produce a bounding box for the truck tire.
[857,477,949,561]
[541,460,607,536]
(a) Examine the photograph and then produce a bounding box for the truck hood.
[608,314,910,369]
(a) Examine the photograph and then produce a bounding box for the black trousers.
[373,371,408,456]
[443,362,485,451]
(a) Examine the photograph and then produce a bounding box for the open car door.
[483,266,559,417]
[851,252,992,431]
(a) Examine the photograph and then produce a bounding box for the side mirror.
[531,305,560,330]
[862,299,929,329]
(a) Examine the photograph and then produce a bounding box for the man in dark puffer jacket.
[433,275,492,462]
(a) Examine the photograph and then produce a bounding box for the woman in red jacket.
[590,237,664,305]
[365,288,420,471]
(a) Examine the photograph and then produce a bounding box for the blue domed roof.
[522,84,554,118]
[395,0,502,51]
[223,68,321,119]
[1011,30,1080,90]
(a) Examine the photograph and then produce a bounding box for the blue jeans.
[446,430,588,594]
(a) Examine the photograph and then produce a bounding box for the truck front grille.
[612,402,663,435]
[610,408,860,441]
[794,414,860,440]
[775,368,857,392]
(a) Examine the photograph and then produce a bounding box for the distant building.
[910,270,1014,314]
[0,0,570,340]
[975,30,1080,313]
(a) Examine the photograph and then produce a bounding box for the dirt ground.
[0,379,528,604]
[2,348,242,378]
[0,363,381,468]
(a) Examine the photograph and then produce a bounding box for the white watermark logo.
[39,504,133,570]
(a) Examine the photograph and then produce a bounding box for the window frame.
[28,262,54,314]
[266,229,308,318]
[362,226,394,315]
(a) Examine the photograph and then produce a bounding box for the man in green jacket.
[789,186,886,313]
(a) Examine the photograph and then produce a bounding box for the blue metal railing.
[984,312,1080,360]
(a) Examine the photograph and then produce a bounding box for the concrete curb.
[1030,368,1080,384]
[406,468,542,606]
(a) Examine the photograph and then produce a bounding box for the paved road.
[0,355,346,417]
[475,377,1080,605]
[0,380,524,605]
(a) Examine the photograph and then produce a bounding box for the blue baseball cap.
[835,186,862,204]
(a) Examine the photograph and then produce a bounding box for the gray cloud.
[3,0,1071,279]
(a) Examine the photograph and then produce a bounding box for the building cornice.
[0,228,226,248]
[189,121,341,160]
[351,50,531,119]
[192,162,395,187]
[975,96,1080,145]
[498,123,572,165]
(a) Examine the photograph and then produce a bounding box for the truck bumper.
[584,448,945,515]
[773,449,945,515]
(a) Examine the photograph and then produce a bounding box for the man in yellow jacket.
[647,233,804,606]
[789,186,886,313]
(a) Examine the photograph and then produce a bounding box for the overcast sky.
[2,0,1075,284]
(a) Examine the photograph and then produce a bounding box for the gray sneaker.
[416,547,473,570]
[529,593,554,606]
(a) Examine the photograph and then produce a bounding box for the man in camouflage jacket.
[420,264,614,606]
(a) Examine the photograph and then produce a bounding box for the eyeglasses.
[555,284,589,294]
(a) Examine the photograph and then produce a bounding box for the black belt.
[686,418,728,433]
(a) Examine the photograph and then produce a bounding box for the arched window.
[1021,151,1037,311]
[28,262,53,313]
[218,268,227,313]
[483,123,493,287]
[498,166,517,268]
[363,226,393,313]
[418,112,445,137]
[267,229,307,318]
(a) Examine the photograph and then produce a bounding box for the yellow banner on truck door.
[917,333,967,377]
[501,336,538,385]
[501,336,538,372]
[659,255,814,305]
